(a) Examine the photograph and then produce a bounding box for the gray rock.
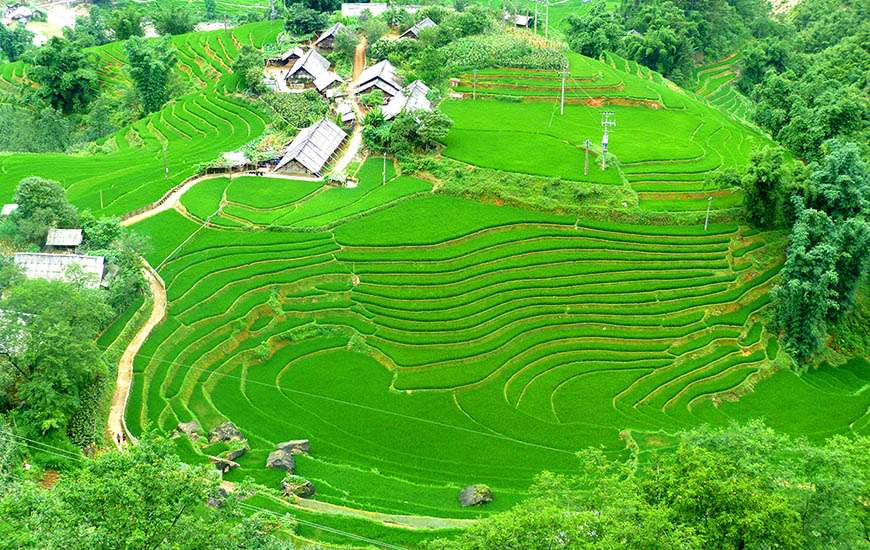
[208,421,244,443]
[177,420,201,440]
[266,449,296,473]
[281,476,316,498]
[276,439,310,455]
[207,487,228,508]
[222,441,249,462]
[458,485,493,507]
[209,456,240,474]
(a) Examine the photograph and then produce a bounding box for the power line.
[236,502,409,550]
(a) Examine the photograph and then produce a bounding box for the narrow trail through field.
[107,263,166,449]
[219,480,473,530]
[332,37,368,176]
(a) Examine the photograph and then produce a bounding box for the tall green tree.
[151,2,197,35]
[564,2,624,58]
[28,38,100,114]
[771,208,840,363]
[284,4,325,35]
[741,146,789,228]
[233,45,266,96]
[0,435,296,549]
[10,177,78,245]
[108,5,144,40]
[805,139,869,220]
[0,279,112,433]
[204,0,217,20]
[0,23,33,62]
[125,36,178,114]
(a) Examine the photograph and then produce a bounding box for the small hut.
[314,23,345,51]
[383,79,432,120]
[399,17,436,39]
[1,204,18,217]
[354,60,403,100]
[45,228,83,252]
[286,49,332,88]
[266,46,305,68]
[274,118,348,177]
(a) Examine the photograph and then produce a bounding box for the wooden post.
[583,139,590,176]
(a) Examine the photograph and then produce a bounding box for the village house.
[382,79,432,120]
[1,204,18,217]
[314,22,345,51]
[45,228,82,252]
[504,12,532,28]
[273,118,347,177]
[13,252,106,289]
[286,48,331,88]
[399,17,436,40]
[266,46,305,68]
[354,60,403,100]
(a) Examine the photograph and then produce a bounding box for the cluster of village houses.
[0,6,443,288]
[258,13,435,178]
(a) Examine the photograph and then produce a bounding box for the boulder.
[176,420,201,440]
[222,442,248,462]
[266,449,296,473]
[458,485,493,507]
[208,421,244,443]
[281,476,316,498]
[209,456,240,475]
[276,439,310,455]
[207,487,228,508]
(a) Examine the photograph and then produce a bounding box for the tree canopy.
[27,38,100,114]
[125,36,178,114]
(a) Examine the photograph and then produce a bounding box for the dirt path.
[107,263,166,449]
[219,480,472,530]
[331,37,368,176]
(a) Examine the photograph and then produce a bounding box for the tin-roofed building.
[45,228,83,250]
[14,253,105,289]
[400,17,436,39]
[504,12,532,27]
[274,118,348,176]
[286,49,331,88]
[266,46,305,68]
[1,204,18,217]
[382,79,432,120]
[355,60,403,99]
[314,22,345,50]
[314,71,344,93]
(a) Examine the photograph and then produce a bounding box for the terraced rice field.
[0,22,282,216]
[126,171,870,519]
[693,53,755,123]
[444,52,768,212]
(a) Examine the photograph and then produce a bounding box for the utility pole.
[534,0,538,33]
[382,156,386,185]
[583,138,591,176]
[704,196,713,231]
[600,111,615,170]
[163,144,169,179]
[545,0,549,39]
[560,67,566,115]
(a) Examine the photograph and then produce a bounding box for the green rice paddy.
[126,160,870,520]
[0,22,282,217]
[443,52,772,213]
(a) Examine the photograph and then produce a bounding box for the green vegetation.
[441,51,772,212]
[429,421,870,550]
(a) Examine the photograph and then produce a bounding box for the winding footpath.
[106,263,166,449]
